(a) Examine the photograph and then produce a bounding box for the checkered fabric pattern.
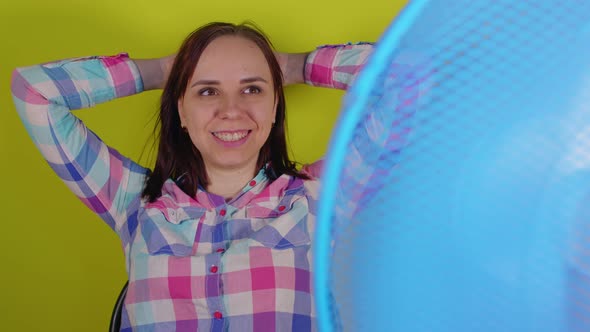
[11,43,371,331]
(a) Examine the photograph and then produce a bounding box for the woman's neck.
[205,164,257,200]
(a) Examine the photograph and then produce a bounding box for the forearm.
[133,55,174,90]
[281,52,309,85]
[11,53,143,111]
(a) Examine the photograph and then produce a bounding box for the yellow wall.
[0,0,405,330]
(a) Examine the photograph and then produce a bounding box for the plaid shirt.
[11,43,372,332]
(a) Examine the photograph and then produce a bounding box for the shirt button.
[214,311,223,320]
[216,248,225,253]
[219,209,226,216]
[278,205,286,212]
[210,265,218,273]
[249,180,257,186]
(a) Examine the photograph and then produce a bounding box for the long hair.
[142,22,308,202]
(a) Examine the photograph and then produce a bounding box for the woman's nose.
[217,95,244,119]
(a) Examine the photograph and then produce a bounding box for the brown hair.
[142,22,307,202]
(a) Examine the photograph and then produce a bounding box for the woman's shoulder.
[300,159,324,180]
[302,177,320,200]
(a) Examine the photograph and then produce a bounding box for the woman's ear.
[272,97,278,124]
[178,99,186,128]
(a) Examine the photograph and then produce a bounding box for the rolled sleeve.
[304,42,374,90]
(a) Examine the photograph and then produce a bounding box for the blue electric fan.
[315,1,590,331]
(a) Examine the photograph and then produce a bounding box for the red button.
[220,209,226,216]
[278,205,286,212]
[214,311,223,319]
[210,265,218,273]
[249,180,257,186]
[216,248,225,253]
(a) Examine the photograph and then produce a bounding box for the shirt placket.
[207,203,230,331]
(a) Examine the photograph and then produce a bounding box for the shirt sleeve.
[10,53,149,233]
[300,43,374,178]
[301,44,431,190]
[304,42,374,90]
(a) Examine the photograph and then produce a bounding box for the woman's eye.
[199,88,217,96]
[244,86,262,94]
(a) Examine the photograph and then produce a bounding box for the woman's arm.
[10,53,149,234]
[297,43,375,178]
[133,54,175,90]
[275,52,308,85]
[276,43,374,87]
[301,42,430,206]
[133,43,372,91]
[304,43,374,90]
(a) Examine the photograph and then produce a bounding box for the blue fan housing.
[315,1,590,331]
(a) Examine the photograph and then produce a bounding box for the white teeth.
[213,131,248,142]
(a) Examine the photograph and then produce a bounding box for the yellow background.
[0,0,405,330]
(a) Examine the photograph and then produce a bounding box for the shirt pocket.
[246,196,312,249]
[139,196,207,256]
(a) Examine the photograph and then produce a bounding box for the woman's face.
[178,35,277,176]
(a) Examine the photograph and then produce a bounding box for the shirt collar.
[194,166,271,209]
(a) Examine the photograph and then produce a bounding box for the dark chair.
[109,281,129,332]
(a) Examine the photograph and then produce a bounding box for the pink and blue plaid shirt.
[11,43,372,331]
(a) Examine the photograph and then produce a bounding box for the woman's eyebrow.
[190,77,268,88]
[191,79,220,88]
[240,77,268,84]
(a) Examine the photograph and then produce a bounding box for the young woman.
[11,22,372,331]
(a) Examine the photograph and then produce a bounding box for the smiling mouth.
[212,130,251,142]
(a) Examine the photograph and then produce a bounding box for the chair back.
[109,281,129,332]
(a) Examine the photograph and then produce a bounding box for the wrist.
[134,58,165,90]
[284,52,308,85]
[160,54,175,88]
